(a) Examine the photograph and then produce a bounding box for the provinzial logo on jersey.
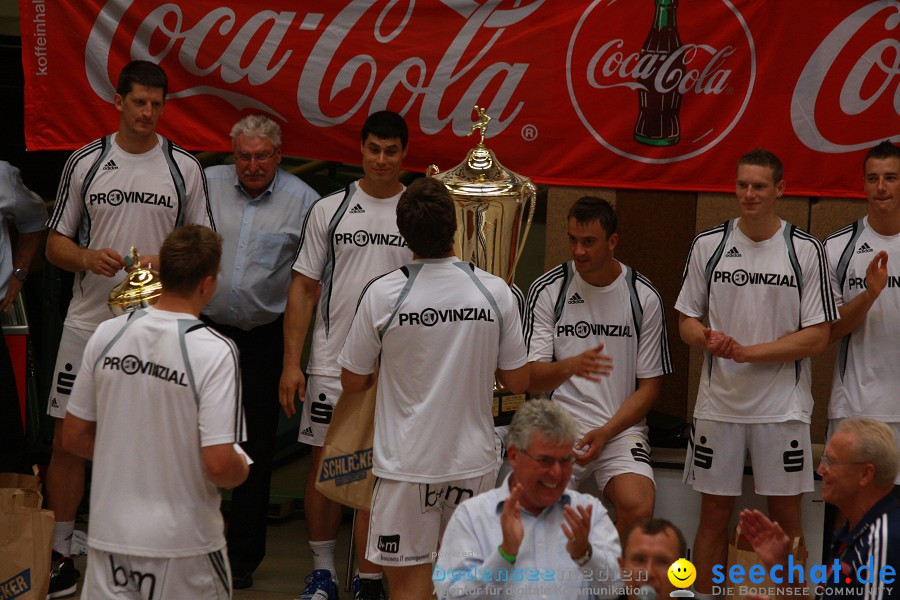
[557,321,633,339]
[88,189,173,207]
[848,275,900,290]
[101,354,188,387]
[334,230,407,248]
[567,293,584,304]
[398,307,495,327]
[856,243,873,254]
[724,246,742,257]
[712,269,797,288]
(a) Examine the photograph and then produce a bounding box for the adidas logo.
[50,397,60,409]
[102,159,118,171]
[725,246,742,258]
[349,204,365,214]
[857,243,873,254]
[300,427,314,437]
[567,293,584,305]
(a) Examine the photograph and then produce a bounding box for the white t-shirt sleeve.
[636,283,672,378]
[797,236,837,328]
[197,339,245,447]
[675,235,710,319]
[182,158,213,230]
[50,150,89,238]
[338,284,383,376]
[292,201,329,281]
[496,286,528,371]
[66,326,105,422]
[525,279,556,362]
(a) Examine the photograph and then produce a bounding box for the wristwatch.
[12,268,27,282]
[575,545,592,567]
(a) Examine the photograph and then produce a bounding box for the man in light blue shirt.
[435,399,622,599]
[203,115,318,589]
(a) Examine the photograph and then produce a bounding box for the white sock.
[358,571,382,581]
[53,521,75,556]
[309,539,337,580]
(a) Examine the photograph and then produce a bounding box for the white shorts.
[828,419,900,486]
[569,433,655,494]
[47,326,93,419]
[84,547,232,599]
[298,375,342,446]
[683,419,813,496]
[367,471,497,566]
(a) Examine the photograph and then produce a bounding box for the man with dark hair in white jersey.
[63,225,247,599]
[340,177,530,600]
[280,111,412,600]
[44,60,213,598]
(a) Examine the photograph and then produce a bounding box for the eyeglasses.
[234,151,275,163]
[523,451,577,469]
[818,454,867,470]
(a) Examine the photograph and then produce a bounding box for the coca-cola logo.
[791,2,900,152]
[84,0,545,139]
[566,0,755,164]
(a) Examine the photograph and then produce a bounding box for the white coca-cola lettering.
[792,2,900,152]
[587,39,734,95]
[86,0,288,115]
[298,0,541,135]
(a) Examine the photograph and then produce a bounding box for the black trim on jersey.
[209,549,230,593]
[679,221,729,285]
[168,140,215,231]
[633,270,675,374]
[205,327,244,441]
[48,139,104,230]
[320,184,355,336]
[378,262,422,339]
[355,269,398,315]
[702,220,733,291]
[825,220,864,381]
[523,263,569,352]
[790,226,838,322]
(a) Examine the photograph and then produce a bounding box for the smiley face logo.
[667,558,697,589]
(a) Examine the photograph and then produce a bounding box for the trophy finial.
[467,105,491,146]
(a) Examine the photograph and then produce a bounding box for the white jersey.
[292,181,412,376]
[338,257,527,483]
[675,218,837,423]
[824,217,900,421]
[525,261,673,440]
[66,308,244,558]
[47,134,213,331]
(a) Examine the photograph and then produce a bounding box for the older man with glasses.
[435,399,621,599]
[203,114,319,589]
[739,418,900,600]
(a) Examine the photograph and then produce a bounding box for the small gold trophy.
[107,247,162,316]
[427,106,536,425]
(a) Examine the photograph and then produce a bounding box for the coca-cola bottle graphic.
[633,0,683,146]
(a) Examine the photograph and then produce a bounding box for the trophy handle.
[425,164,440,177]
[508,181,537,284]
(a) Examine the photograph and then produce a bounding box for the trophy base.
[492,391,528,427]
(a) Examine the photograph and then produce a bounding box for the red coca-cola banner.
[19,0,900,197]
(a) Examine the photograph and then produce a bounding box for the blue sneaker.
[352,575,387,600]
[296,569,338,600]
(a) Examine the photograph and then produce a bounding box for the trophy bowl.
[107,247,162,316]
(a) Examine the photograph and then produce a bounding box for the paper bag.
[726,524,808,600]
[0,489,54,599]
[315,373,378,512]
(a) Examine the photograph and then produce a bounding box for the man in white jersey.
[279,111,412,600]
[675,148,837,599]
[62,225,248,600]
[339,176,530,600]
[824,140,900,488]
[525,196,672,538]
[43,60,213,598]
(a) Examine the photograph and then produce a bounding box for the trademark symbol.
[521,124,538,141]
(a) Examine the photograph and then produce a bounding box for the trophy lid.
[430,106,533,197]
[107,247,162,316]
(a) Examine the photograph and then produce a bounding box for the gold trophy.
[107,247,162,316]
[427,106,536,425]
